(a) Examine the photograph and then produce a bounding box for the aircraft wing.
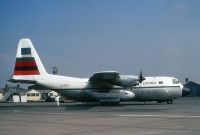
[89,71,120,88]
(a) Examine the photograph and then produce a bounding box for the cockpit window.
[172,79,179,84]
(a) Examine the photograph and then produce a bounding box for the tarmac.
[0,98,200,135]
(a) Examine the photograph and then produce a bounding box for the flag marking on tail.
[14,57,40,75]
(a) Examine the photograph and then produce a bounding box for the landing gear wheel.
[100,102,104,106]
[112,102,120,105]
[100,102,119,106]
[157,100,163,103]
[100,102,107,106]
[167,99,173,104]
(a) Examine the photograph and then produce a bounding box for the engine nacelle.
[118,75,139,87]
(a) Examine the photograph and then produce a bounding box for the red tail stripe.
[15,61,37,67]
[14,70,40,75]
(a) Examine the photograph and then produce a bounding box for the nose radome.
[180,83,184,90]
[182,86,191,97]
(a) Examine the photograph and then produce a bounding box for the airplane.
[9,38,185,105]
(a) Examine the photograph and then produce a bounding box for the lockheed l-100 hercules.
[9,38,185,105]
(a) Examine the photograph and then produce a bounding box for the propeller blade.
[139,69,145,83]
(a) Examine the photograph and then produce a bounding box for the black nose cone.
[182,87,191,97]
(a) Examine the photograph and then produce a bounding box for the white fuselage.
[35,74,183,103]
[35,74,135,102]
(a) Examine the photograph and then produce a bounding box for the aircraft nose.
[182,86,191,97]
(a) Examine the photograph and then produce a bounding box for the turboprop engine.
[117,70,145,87]
[118,75,140,87]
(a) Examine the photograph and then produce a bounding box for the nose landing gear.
[167,99,173,104]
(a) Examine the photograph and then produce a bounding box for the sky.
[0,0,200,87]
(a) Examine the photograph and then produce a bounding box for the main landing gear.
[166,99,173,104]
[156,99,173,104]
[100,102,119,106]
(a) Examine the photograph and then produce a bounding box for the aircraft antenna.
[52,67,58,75]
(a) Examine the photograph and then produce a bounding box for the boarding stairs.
[0,88,17,102]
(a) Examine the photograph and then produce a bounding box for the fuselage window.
[31,93,35,96]
[159,81,163,84]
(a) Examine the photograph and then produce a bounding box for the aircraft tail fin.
[11,38,47,83]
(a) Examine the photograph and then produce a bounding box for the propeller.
[138,69,145,83]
